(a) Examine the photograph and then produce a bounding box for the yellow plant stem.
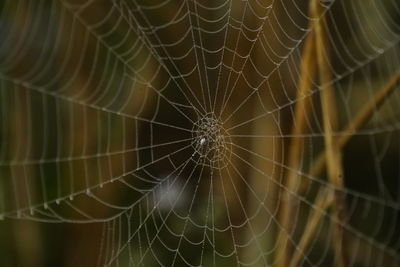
[290,188,334,267]
[291,69,400,267]
[314,0,347,266]
[276,13,317,267]
[309,70,400,178]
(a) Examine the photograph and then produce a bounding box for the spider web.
[0,0,400,266]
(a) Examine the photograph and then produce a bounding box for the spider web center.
[191,113,232,169]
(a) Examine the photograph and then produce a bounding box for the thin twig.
[275,12,317,267]
[309,70,400,178]
[290,188,334,267]
[314,0,347,265]
[291,69,400,267]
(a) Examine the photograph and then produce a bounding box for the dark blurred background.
[0,0,400,266]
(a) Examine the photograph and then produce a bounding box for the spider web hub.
[191,113,232,170]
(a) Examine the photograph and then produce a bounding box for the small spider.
[200,137,207,146]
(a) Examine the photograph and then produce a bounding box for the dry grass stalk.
[275,12,317,267]
[289,188,334,267]
[313,0,347,266]
[290,70,400,267]
[276,1,400,265]
[309,70,400,178]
